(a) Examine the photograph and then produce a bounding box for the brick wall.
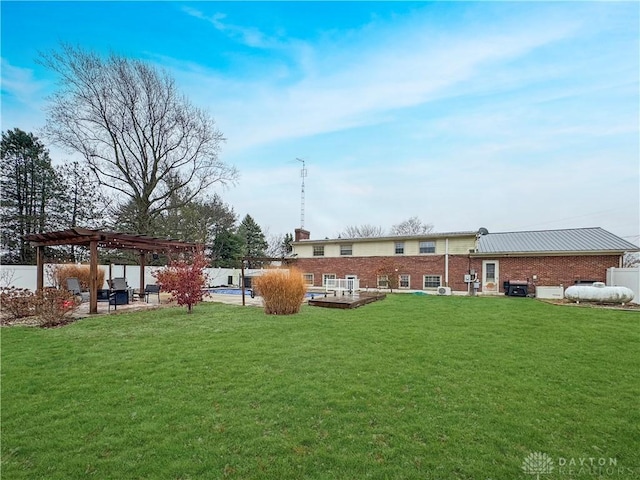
[480,255,621,293]
[294,229,310,241]
[292,254,621,293]
[293,255,447,290]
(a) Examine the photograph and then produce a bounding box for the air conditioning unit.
[437,286,452,296]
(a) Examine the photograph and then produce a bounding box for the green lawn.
[1,295,639,479]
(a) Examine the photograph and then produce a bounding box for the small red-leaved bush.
[153,253,209,313]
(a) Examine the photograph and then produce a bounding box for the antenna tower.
[296,158,307,228]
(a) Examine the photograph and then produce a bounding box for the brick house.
[290,227,638,295]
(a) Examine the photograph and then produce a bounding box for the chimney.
[295,228,310,242]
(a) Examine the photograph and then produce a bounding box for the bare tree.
[623,252,639,268]
[390,216,434,236]
[0,267,16,289]
[265,231,293,258]
[340,224,386,238]
[39,44,237,235]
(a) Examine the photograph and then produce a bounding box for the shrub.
[253,268,307,315]
[1,288,35,319]
[34,289,80,328]
[0,287,79,327]
[154,253,209,313]
[52,264,105,291]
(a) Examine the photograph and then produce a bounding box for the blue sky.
[1,1,638,244]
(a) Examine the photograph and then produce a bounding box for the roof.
[477,227,638,254]
[24,228,200,252]
[293,231,477,244]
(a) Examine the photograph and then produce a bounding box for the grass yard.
[1,295,639,479]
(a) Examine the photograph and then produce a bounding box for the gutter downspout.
[445,238,449,287]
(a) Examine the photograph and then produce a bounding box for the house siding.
[292,253,622,294]
[294,236,475,258]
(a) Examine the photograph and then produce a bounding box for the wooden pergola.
[25,228,200,314]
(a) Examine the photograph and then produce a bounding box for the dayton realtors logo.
[522,452,633,478]
[522,452,554,479]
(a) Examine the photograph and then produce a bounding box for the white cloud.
[0,58,48,107]
[180,6,636,242]
[169,10,581,157]
[182,6,280,49]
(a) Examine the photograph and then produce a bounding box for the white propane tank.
[565,282,634,304]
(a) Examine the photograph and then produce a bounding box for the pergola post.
[36,246,44,291]
[241,259,246,306]
[139,251,146,298]
[89,240,98,314]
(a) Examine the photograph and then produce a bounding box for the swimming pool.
[208,288,252,295]
[208,288,320,299]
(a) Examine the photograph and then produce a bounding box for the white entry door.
[482,260,499,293]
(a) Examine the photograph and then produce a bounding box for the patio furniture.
[108,278,132,305]
[96,288,121,312]
[144,284,161,303]
[66,277,90,302]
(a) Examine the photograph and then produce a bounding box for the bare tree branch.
[39,44,238,235]
[340,224,386,238]
[390,217,434,236]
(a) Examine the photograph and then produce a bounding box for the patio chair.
[108,277,132,305]
[66,277,90,302]
[144,284,161,303]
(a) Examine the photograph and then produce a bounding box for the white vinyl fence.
[607,267,639,304]
[0,264,267,291]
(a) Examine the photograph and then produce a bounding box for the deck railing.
[325,278,360,293]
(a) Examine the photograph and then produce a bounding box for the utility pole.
[296,158,307,228]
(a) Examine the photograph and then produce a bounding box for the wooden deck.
[307,292,386,309]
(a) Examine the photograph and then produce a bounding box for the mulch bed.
[539,299,640,311]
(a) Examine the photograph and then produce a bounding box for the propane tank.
[565,282,634,304]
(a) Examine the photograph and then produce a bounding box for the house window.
[313,245,324,257]
[399,274,410,289]
[395,242,405,254]
[340,244,353,256]
[419,241,435,254]
[303,273,314,286]
[322,273,336,287]
[485,263,496,282]
[377,275,389,288]
[423,275,442,289]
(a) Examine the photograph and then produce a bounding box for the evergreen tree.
[281,233,294,256]
[210,230,244,268]
[238,214,268,268]
[0,128,58,264]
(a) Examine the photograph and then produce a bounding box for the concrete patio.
[73,291,264,317]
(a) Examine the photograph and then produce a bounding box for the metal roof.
[477,227,638,254]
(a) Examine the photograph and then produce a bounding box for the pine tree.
[238,214,268,268]
[0,128,58,264]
